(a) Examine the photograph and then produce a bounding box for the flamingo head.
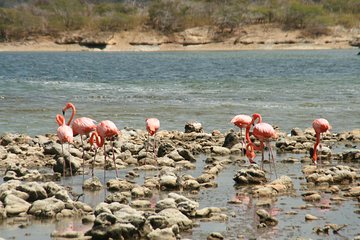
[62,102,75,115]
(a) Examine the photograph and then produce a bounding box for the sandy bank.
[0,25,359,52]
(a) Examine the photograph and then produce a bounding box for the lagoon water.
[0,49,359,136]
[0,49,360,239]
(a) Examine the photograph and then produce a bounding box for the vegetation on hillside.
[0,0,359,41]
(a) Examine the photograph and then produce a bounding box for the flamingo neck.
[56,114,65,126]
[312,132,320,162]
[63,103,76,126]
[246,113,262,146]
[90,132,104,148]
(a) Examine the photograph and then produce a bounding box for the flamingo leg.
[103,143,106,184]
[68,143,73,177]
[81,135,85,180]
[240,128,245,156]
[153,134,157,161]
[268,142,277,178]
[92,148,97,178]
[112,140,118,178]
[319,133,323,166]
[62,144,66,177]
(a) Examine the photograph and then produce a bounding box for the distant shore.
[1,25,359,52]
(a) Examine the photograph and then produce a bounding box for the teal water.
[0,50,359,136]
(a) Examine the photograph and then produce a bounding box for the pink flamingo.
[89,131,104,177]
[312,118,331,165]
[245,113,263,164]
[62,102,97,177]
[56,114,74,177]
[231,114,252,155]
[97,120,121,179]
[252,120,278,171]
[245,113,277,174]
[145,118,160,160]
[231,114,252,139]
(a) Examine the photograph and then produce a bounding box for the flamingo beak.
[62,110,65,116]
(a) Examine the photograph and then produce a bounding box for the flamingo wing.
[72,117,97,136]
[253,123,277,141]
[231,114,252,128]
[313,118,331,133]
[97,120,120,138]
[146,118,160,135]
[57,125,74,144]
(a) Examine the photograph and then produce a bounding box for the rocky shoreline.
[0,123,359,239]
[1,25,359,52]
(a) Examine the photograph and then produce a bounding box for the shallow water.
[1,50,359,136]
[0,146,359,240]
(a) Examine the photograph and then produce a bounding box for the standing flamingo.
[62,102,97,178]
[145,118,160,160]
[252,120,278,171]
[245,113,263,164]
[231,114,252,155]
[312,118,331,165]
[89,131,104,177]
[56,114,74,177]
[97,120,120,179]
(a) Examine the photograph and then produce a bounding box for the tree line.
[0,0,359,41]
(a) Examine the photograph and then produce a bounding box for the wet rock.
[195,207,222,218]
[342,149,360,161]
[233,166,267,185]
[4,194,31,216]
[53,154,80,176]
[343,186,360,197]
[207,232,225,240]
[182,179,200,191]
[291,127,304,136]
[148,214,169,230]
[157,142,176,158]
[82,214,96,223]
[16,182,47,202]
[211,146,231,155]
[50,230,83,238]
[160,173,180,191]
[131,186,152,199]
[147,226,177,240]
[157,156,175,167]
[28,197,65,217]
[305,214,318,220]
[256,209,278,226]
[83,177,103,191]
[158,208,193,230]
[130,199,151,209]
[155,198,177,212]
[304,165,357,185]
[167,150,185,162]
[222,132,240,149]
[302,191,321,202]
[43,182,63,197]
[106,179,134,191]
[196,173,215,184]
[185,121,203,133]
[178,148,196,162]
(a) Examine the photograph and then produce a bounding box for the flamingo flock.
[56,102,331,184]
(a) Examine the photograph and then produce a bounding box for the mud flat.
[0,124,359,239]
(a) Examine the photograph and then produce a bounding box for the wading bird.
[231,114,252,155]
[245,113,277,175]
[89,131,103,177]
[312,118,331,165]
[56,114,74,177]
[62,102,97,178]
[145,118,160,160]
[96,120,120,179]
[245,113,263,164]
